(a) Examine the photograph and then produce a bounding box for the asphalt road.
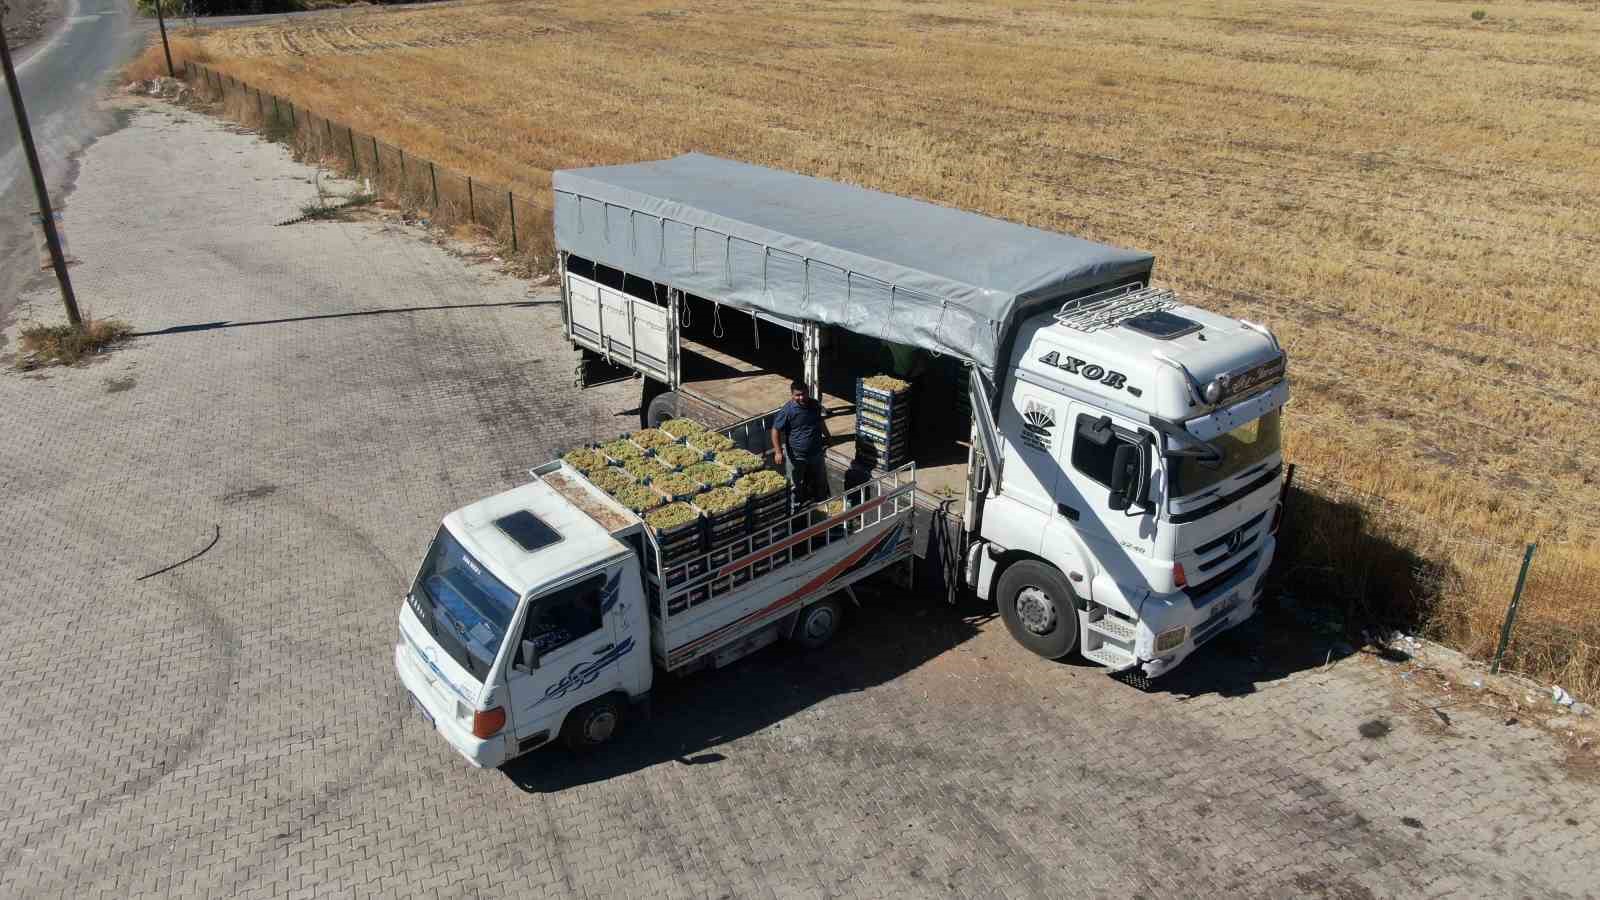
[0,0,142,328]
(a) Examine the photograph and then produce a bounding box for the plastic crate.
[856,378,913,405]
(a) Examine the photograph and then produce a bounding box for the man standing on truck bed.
[772,380,830,506]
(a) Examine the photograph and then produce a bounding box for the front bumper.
[1137,544,1272,679]
[394,642,507,768]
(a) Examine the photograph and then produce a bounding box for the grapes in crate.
[714,448,764,473]
[735,469,788,497]
[601,438,646,461]
[684,462,735,488]
[614,484,665,513]
[645,502,700,531]
[562,447,608,473]
[623,456,673,480]
[632,428,678,451]
[695,486,745,515]
[586,467,636,495]
[688,430,735,453]
[862,374,911,393]
[660,418,706,439]
[653,472,701,499]
[656,444,705,469]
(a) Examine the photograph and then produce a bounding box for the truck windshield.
[411,528,520,680]
[1170,410,1282,499]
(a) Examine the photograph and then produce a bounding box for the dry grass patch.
[16,319,133,369]
[122,34,211,83]
[191,0,1600,691]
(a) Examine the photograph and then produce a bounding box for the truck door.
[562,261,679,389]
[994,378,1069,522]
[1048,403,1158,600]
[505,562,634,750]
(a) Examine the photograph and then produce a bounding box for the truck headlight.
[1155,626,1187,653]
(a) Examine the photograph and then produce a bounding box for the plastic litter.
[1551,685,1575,708]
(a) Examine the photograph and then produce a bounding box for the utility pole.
[154,0,174,78]
[0,1,82,325]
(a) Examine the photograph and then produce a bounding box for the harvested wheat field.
[189,0,1600,690]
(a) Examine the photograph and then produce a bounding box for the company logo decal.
[1020,402,1055,452]
[1038,351,1129,392]
[598,569,623,614]
[534,636,635,707]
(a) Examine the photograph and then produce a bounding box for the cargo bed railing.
[642,464,917,622]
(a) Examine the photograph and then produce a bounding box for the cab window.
[1071,414,1139,488]
[521,574,605,656]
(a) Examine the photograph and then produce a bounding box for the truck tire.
[645,389,680,429]
[790,598,843,650]
[995,560,1080,660]
[561,694,625,752]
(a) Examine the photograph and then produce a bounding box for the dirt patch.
[543,469,636,533]
[3,0,61,53]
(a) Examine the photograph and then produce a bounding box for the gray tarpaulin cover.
[552,153,1154,373]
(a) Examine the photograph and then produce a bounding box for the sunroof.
[1123,310,1202,340]
[495,510,562,552]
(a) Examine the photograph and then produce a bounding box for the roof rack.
[1053,283,1177,333]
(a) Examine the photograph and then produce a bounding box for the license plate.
[409,691,435,729]
[1208,595,1238,622]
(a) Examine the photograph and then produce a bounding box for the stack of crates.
[855,377,912,473]
[701,497,752,553]
[700,495,754,591]
[647,514,708,615]
[745,480,792,576]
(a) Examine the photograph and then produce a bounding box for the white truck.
[395,455,916,766]
[549,154,1290,679]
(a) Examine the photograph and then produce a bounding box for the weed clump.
[1471,9,1487,20]
[17,319,133,369]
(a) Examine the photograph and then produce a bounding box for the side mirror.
[1108,444,1138,511]
[514,639,540,674]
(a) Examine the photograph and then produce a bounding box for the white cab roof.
[443,478,628,596]
[1012,302,1287,423]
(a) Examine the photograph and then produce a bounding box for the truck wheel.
[996,560,1080,660]
[645,389,680,429]
[561,695,624,752]
[791,598,843,650]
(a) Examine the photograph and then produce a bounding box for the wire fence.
[185,62,555,270]
[181,63,1599,698]
[1276,466,1599,697]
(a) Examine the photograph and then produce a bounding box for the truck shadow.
[1142,479,1445,699]
[501,583,992,793]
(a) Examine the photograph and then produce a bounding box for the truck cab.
[970,285,1288,678]
[394,478,651,767]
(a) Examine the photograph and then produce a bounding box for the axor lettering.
[1038,352,1129,392]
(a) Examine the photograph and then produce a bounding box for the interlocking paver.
[1,96,1597,899]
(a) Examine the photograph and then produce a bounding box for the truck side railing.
[642,464,917,621]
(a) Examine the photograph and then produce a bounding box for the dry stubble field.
[179,0,1600,689]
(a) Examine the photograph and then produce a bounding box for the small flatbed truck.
[395,444,915,765]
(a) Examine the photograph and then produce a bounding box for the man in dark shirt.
[771,380,831,505]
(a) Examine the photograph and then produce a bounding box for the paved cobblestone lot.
[1,99,1597,899]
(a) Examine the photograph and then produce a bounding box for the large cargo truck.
[551,154,1289,678]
